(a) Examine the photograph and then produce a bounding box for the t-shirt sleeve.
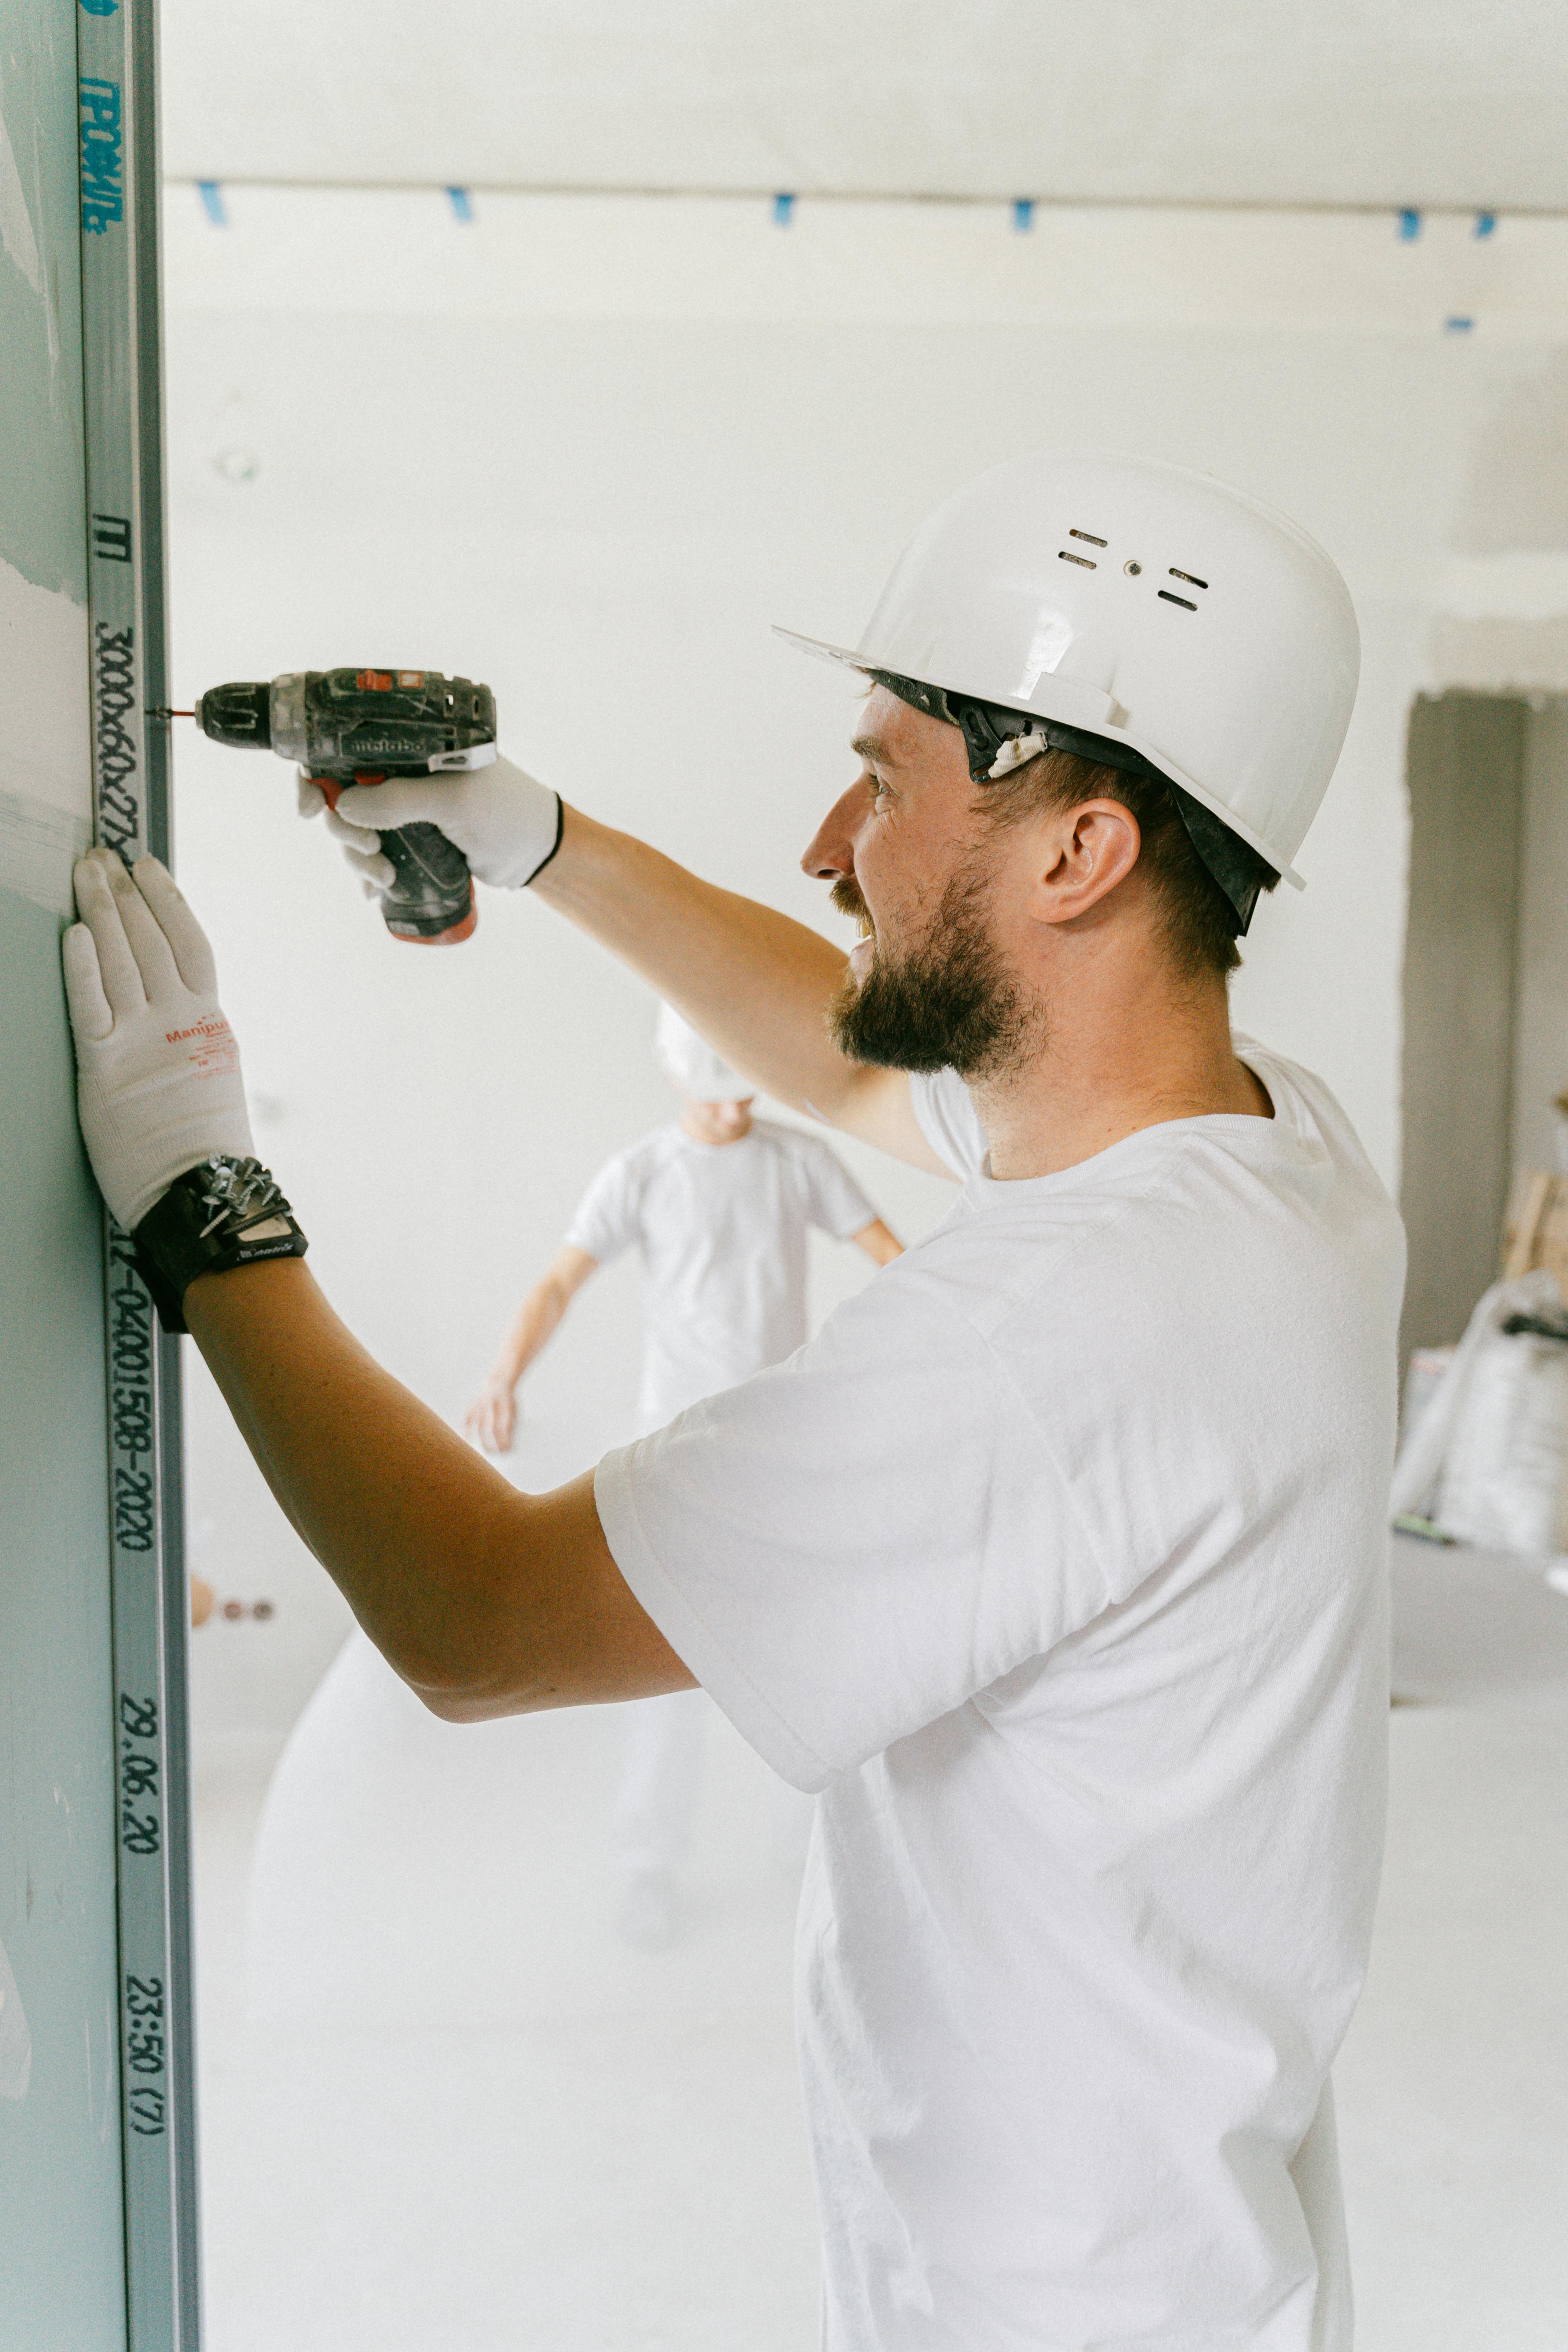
[593,1265,1112,1791]
[795,1134,880,1239]
[561,1148,641,1265]
[908,1068,987,1178]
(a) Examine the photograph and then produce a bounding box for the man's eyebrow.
[851,733,899,766]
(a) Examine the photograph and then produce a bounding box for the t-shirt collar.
[962,1044,1312,1203]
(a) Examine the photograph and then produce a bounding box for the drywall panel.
[0,889,127,2350]
[1399,694,1525,1360]
[0,6,127,2347]
[156,0,1568,212]
[0,0,92,916]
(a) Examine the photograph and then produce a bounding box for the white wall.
[165,188,1568,1728]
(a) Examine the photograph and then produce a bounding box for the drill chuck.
[194,679,272,750]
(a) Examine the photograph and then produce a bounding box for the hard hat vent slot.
[1068,529,1107,546]
[1059,549,1097,569]
[1158,590,1198,612]
[1169,568,1209,590]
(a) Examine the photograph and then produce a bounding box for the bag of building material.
[1390,1269,1568,1555]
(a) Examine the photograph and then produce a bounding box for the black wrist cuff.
[521,792,565,886]
[132,1155,308,1334]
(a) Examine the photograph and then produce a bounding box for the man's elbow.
[371,1579,556,1725]
[399,1656,564,1724]
[410,1679,507,1725]
[402,1662,487,1722]
[370,1476,683,1722]
[398,1619,693,1722]
[377,1489,573,1722]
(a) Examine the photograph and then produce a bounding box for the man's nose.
[801,782,865,881]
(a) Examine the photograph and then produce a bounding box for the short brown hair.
[977,748,1274,980]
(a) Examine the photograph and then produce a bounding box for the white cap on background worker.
[653,1004,753,1103]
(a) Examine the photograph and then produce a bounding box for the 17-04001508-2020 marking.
[107,1234,157,1552]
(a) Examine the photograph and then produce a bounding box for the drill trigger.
[310,771,385,812]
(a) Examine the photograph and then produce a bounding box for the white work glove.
[62,847,255,1232]
[296,753,562,897]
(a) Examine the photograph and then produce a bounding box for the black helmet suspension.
[866,668,1274,938]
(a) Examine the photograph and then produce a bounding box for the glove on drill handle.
[319,755,564,894]
[315,777,477,946]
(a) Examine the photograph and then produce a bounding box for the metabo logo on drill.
[79,78,124,234]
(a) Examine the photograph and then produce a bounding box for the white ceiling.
[160,0,1568,212]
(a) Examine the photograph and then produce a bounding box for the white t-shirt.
[564,1118,878,1422]
[595,1042,1405,2351]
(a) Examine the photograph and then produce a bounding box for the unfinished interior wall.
[152,189,1568,1720]
[1399,694,1525,1361]
[132,14,1568,2336]
[1399,692,1568,1363]
[1511,701,1568,1177]
[0,8,127,2345]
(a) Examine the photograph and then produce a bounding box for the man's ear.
[1029,800,1142,927]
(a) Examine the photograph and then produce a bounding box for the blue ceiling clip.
[1398,209,1421,241]
[1013,199,1035,232]
[773,192,796,227]
[447,187,474,223]
[1474,212,1497,239]
[197,181,225,227]
[1445,316,1475,334]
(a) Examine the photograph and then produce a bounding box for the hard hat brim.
[773,622,1306,893]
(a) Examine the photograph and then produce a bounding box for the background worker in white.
[466,1005,900,1940]
[64,449,1405,2350]
[466,1007,899,1455]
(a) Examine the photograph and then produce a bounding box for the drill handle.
[315,776,477,947]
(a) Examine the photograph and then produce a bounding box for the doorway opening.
[1399,690,1568,1370]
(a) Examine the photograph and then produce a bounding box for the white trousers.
[611,1688,710,1887]
[610,1688,816,1889]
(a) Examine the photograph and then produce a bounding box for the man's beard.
[828,862,1039,1079]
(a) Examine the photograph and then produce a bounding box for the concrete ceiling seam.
[156,0,1568,213]
[159,178,1566,226]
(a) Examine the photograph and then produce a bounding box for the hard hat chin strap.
[866,668,1270,938]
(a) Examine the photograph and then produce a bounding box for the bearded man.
[64,449,1403,2352]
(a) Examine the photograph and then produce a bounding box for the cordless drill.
[190,668,496,944]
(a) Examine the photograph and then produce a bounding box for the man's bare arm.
[851,1219,903,1267]
[534,806,948,1175]
[189,1258,692,1720]
[466,1243,599,1453]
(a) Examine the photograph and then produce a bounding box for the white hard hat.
[776,448,1359,891]
[654,1004,753,1102]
